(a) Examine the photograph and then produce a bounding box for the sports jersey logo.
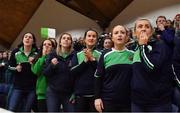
[147,45,152,52]
[128,55,133,61]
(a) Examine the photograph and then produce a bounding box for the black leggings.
[75,96,96,112]
[102,100,131,112]
[37,99,47,112]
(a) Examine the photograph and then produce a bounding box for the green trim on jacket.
[15,47,37,64]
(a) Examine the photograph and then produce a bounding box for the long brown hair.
[17,32,37,49]
[56,33,73,56]
[32,39,55,64]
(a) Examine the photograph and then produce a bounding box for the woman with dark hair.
[43,33,75,112]
[154,16,175,50]
[71,29,101,112]
[49,38,57,49]
[31,39,55,112]
[174,14,180,40]
[8,32,38,112]
[17,32,37,49]
[173,14,180,30]
[102,37,113,50]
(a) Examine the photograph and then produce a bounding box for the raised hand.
[16,63,22,72]
[138,31,149,45]
[28,57,34,64]
[157,24,165,31]
[84,49,95,62]
[51,58,58,65]
[43,47,51,56]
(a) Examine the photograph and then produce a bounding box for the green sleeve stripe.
[141,45,154,70]
[104,50,114,59]
[135,45,139,51]
[175,77,180,87]
[94,74,100,78]
[95,50,102,55]
[126,49,135,54]
[77,51,83,56]
[94,70,101,78]
[71,64,79,71]
[94,72,101,77]
[174,73,180,87]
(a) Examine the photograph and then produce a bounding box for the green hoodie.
[31,55,47,100]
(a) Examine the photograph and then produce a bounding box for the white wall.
[10,0,101,49]
[109,0,180,31]
[10,0,180,49]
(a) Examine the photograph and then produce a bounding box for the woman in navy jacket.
[132,19,174,112]
[71,29,101,112]
[43,33,75,112]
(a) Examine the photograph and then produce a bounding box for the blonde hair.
[111,25,129,37]
[56,33,73,56]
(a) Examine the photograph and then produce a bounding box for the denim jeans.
[0,83,9,94]
[8,89,36,112]
[0,83,12,109]
[46,87,74,112]
[37,99,47,112]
